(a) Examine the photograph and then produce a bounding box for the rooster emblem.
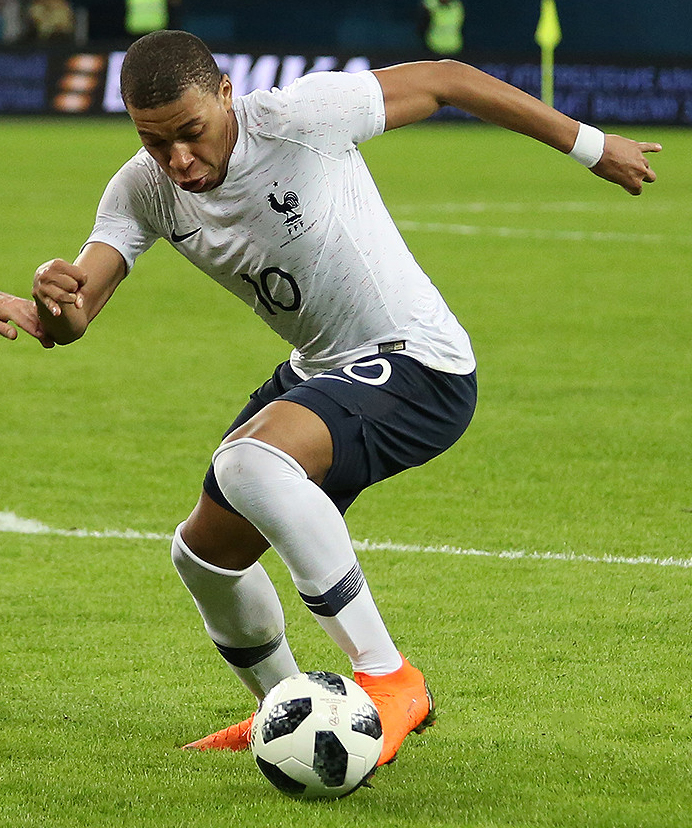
[267,187,302,224]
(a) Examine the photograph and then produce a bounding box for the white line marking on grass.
[354,538,692,569]
[395,219,686,246]
[0,511,170,541]
[1,511,690,569]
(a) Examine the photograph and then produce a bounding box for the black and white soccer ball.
[251,671,383,799]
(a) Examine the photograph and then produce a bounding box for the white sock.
[171,524,299,699]
[212,438,402,676]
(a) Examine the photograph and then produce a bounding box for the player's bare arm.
[373,60,661,195]
[33,242,127,345]
[0,291,55,348]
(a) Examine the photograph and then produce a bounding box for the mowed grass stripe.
[395,219,679,245]
[391,200,685,214]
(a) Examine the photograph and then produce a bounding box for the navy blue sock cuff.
[298,563,365,617]
[213,631,284,668]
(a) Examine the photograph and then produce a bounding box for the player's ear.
[219,75,233,111]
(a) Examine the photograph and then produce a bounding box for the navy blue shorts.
[204,353,477,515]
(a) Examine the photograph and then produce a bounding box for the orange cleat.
[354,656,436,766]
[182,713,255,751]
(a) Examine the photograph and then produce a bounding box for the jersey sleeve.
[82,155,161,273]
[261,69,386,156]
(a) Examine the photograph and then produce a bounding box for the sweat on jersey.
[84,69,476,378]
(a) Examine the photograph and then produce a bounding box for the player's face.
[128,78,236,193]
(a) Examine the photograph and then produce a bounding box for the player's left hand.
[592,135,661,195]
[0,292,55,348]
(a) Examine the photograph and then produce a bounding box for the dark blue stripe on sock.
[214,631,284,668]
[299,563,365,617]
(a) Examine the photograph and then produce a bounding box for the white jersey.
[85,70,476,377]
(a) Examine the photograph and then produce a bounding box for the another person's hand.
[0,292,55,348]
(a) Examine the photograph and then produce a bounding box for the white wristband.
[568,123,605,168]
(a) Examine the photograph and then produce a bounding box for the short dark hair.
[120,30,222,110]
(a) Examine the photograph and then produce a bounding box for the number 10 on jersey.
[242,267,302,315]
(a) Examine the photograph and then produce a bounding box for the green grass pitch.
[1,117,691,827]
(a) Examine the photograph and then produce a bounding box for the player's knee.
[212,437,306,515]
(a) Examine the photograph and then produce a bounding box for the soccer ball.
[251,671,383,799]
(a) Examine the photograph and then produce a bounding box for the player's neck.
[218,111,239,187]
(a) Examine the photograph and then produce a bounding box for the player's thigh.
[203,360,330,506]
[182,490,270,570]
[223,399,333,485]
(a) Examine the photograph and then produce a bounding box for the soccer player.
[30,31,660,766]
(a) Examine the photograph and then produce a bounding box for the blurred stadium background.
[1,0,692,122]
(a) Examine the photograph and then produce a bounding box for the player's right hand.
[32,258,87,318]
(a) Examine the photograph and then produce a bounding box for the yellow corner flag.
[535,0,562,107]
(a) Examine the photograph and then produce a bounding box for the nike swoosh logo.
[171,227,201,243]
